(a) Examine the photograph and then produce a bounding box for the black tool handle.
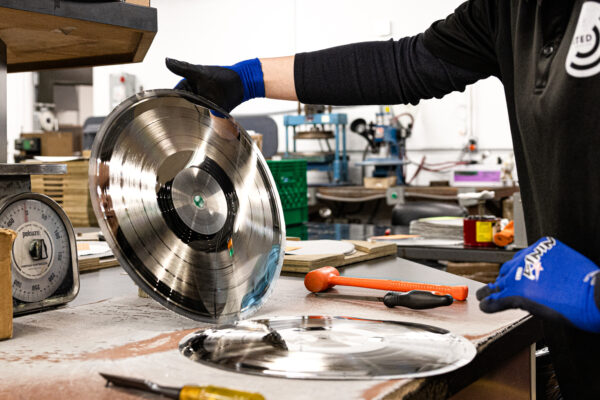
[382,290,453,309]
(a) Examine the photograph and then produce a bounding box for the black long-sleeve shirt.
[295,34,486,106]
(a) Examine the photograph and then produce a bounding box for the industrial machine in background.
[33,103,59,132]
[15,104,83,162]
[283,104,348,184]
[352,107,413,186]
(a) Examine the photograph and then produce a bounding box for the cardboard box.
[363,176,397,189]
[21,129,82,157]
[1,229,16,340]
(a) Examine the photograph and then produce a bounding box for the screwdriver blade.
[100,372,179,399]
[313,293,382,302]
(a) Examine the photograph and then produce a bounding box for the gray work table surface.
[0,257,539,399]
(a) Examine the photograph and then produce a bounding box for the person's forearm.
[259,56,298,101]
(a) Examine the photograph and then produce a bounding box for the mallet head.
[304,266,340,293]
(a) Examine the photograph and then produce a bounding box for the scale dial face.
[0,197,72,303]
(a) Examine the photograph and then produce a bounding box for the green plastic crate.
[286,223,308,240]
[267,159,308,226]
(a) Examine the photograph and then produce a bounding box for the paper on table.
[33,156,86,162]
[77,241,112,257]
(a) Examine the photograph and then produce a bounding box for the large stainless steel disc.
[89,90,285,323]
[179,316,477,380]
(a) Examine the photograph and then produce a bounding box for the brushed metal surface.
[89,89,285,323]
[179,315,477,380]
[0,163,66,175]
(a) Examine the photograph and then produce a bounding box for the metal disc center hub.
[171,167,228,235]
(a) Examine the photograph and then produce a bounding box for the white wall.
[7,72,34,162]
[85,0,514,185]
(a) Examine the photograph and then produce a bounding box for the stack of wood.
[75,231,119,273]
[77,247,119,273]
[283,240,397,274]
[29,159,97,227]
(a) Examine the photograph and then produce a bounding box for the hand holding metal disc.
[89,90,285,323]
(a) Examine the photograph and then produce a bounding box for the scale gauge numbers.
[0,193,77,306]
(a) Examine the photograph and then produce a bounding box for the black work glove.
[165,57,264,113]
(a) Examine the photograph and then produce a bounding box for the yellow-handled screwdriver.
[100,372,265,400]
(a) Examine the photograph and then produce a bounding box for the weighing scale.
[0,163,79,315]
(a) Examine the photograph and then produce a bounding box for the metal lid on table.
[88,89,285,323]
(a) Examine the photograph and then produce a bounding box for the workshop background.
[0,2,547,399]
[6,0,513,187]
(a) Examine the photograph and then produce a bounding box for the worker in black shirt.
[167,0,600,397]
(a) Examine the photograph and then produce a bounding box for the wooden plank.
[282,240,397,273]
[0,1,157,72]
[0,229,15,340]
[124,0,150,6]
[78,256,119,273]
[345,240,396,254]
[25,159,97,227]
[283,253,345,270]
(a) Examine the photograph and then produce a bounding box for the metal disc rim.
[89,89,286,323]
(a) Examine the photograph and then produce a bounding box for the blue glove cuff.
[227,58,265,102]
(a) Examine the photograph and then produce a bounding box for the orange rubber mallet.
[304,266,468,301]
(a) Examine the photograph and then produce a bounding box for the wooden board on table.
[78,255,119,273]
[28,159,97,227]
[283,240,397,273]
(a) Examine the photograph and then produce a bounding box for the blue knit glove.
[476,237,600,333]
[165,57,265,113]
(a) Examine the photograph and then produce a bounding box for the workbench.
[306,222,518,264]
[0,257,541,399]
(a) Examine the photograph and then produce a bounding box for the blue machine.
[283,113,348,184]
[352,110,413,185]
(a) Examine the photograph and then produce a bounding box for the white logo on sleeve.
[566,2,600,78]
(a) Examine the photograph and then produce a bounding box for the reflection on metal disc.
[89,90,285,323]
[179,316,477,380]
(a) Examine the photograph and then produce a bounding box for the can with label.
[463,216,500,248]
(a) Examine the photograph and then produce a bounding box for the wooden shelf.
[0,0,157,72]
